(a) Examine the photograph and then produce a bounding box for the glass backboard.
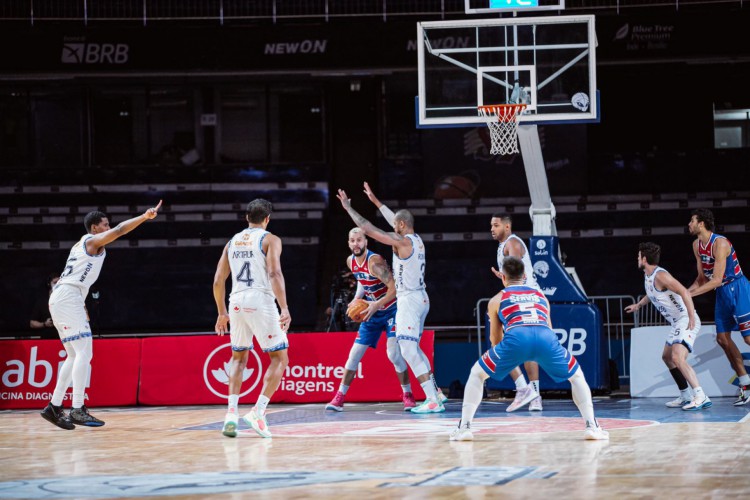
[417,15,598,127]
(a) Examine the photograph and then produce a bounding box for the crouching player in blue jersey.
[450,256,609,441]
[326,228,416,411]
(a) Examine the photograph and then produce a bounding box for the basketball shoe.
[402,392,416,411]
[683,395,712,411]
[506,386,538,413]
[733,385,750,406]
[665,397,691,408]
[222,408,239,437]
[529,396,543,411]
[40,403,75,430]
[69,406,105,427]
[438,389,448,404]
[410,399,445,414]
[584,422,609,441]
[325,391,345,412]
[243,407,272,438]
[449,421,474,441]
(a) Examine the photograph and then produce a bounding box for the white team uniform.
[498,234,538,288]
[226,227,288,352]
[392,233,429,342]
[48,235,106,343]
[645,266,701,351]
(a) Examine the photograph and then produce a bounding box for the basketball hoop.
[477,104,527,155]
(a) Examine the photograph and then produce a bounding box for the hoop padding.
[478,104,527,155]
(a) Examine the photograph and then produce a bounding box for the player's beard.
[352,247,366,257]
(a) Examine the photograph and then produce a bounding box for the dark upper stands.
[1,166,329,335]
[3,165,749,334]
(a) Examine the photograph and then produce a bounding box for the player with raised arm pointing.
[41,201,163,430]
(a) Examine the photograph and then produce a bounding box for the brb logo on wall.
[202,344,263,399]
[61,39,129,64]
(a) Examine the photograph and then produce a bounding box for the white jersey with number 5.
[227,227,272,297]
[57,235,106,297]
[645,266,688,326]
[393,233,426,295]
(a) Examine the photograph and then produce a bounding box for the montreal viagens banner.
[1,332,433,409]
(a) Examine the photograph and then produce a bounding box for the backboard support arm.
[517,124,557,236]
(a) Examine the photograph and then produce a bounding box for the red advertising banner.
[0,339,141,409]
[139,331,435,405]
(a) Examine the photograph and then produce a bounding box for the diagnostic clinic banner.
[0,339,141,409]
[140,331,434,405]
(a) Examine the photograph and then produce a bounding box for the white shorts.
[395,290,430,343]
[666,313,701,353]
[228,290,288,352]
[48,284,92,343]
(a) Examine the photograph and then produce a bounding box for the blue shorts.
[355,306,397,349]
[715,276,750,336]
[478,325,580,383]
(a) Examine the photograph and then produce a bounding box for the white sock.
[255,395,270,414]
[430,373,441,394]
[569,370,597,428]
[71,337,93,408]
[339,384,350,395]
[420,380,439,402]
[461,364,489,427]
[693,386,705,398]
[680,388,692,400]
[51,347,76,407]
[530,380,540,395]
[401,384,412,394]
[514,374,528,390]
[738,374,750,386]
[228,394,239,412]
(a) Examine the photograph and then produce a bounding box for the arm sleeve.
[354,282,365,299]
[379,204,397,228]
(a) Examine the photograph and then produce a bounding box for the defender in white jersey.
[625,242,711,411]
[490,214,543,412]
[213,199,291,438]
[41,201,163,431]
[338,184,445,413]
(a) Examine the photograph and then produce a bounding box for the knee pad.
[345,343,369,372]
[399,339,429,377]
[471,362,490,381]
[71,336,93,364]
[386,337,407,373]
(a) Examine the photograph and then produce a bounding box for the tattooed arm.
[359,255,396,322]
[336,188,408,249]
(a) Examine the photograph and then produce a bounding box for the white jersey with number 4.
[645,267,688,326]
[498,234,538,288]
[393,233,426,294]
[57,235,106,297]
[227,227,272,297]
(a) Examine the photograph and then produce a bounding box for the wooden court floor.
[1,397,749,499]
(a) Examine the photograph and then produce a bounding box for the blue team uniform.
[351,250,397,348]
[478,285,579,382]
[699,233,750,336]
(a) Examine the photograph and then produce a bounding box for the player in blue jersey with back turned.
[449,256,609,441]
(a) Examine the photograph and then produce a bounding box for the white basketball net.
[478,104,527,155]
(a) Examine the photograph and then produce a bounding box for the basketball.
[434,175,478,200]
[346,299,369,322]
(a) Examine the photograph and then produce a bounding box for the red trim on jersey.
[482,352,497,373]
[568,355,577,371]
